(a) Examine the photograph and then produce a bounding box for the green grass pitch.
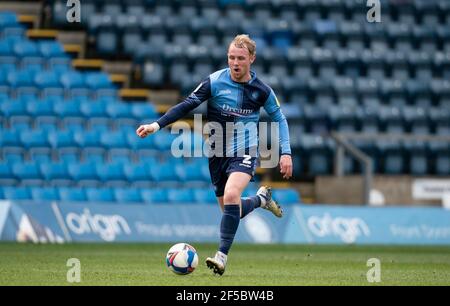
[0,243,449,286]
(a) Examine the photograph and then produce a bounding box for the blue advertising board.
[1,200,450,245]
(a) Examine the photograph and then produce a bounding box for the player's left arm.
[263,90,293,180]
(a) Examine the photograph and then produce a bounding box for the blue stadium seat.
[122,26,143,55]
[430,79,450,108]
[334,77,358,107]
[53,100,83,118]
[312,48,337,81]
[328,106,357,132]
[13,41,39,57]
[34,71,62,89]
[29,152,52,163]
[7,71,34,88]
[429,142,450,176]
[60,71,86,89]
[135,151,158,164]
[303,105,329,134]
[30,187,60,201]
[316,19,339,48]
[193,188,217,205]
[0,24,25,40]
[270,29,293,53]
[409,54,433,85]
[105,102,133,119]
[175,163,210,186]
[48,131,78,149]
[39,41,65,58]
[108,149,134,164]
[153,131,178,151]
[0,130,22,149]
[337,50,361,79]
[26,99,56,117]
[167,188,195,204]
[381,79,407,108]
[141,188,168,204]
[402,107,429,135]
[56,151,79,164]
[356,107,379,133]
[20,130,50,149]
[80,100,108,118]
[68,162,100,187]
[149,163,179,185]
[2,187,31,200]
[100,131,128,149]
[123,163,153,187]
[46,56,71,72]
[0,40,13,56]
[85,72,113,90]
[40,163,72,187]
[169,58,190,86]
[311,79,334,109]
[114,188,143,203]
[376,140,404,174]
[272,189,301,205]
[131,102,158,121]
[74,130,102,149]
[0,12,18,28]
[58,187,87,202]
[287,47,314,80]
[342,22,365,51]
[300,135,332,175]
[386,51,409,82]
[378,106,404,133]
[404,140,428,175]
[2,152,23,163]
[96,28,118,55]
[81,150,105,164]
[9,119,33,133]
[85,187,116,203]
[142,60,164,86]
[96,162,127,187]
[429,108,450,136]
[0,162,17,185]
[362,50,385,81]
[12,162,44,186]
[388,23,413,53]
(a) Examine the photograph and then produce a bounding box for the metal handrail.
[330,131,450,205]
[330,132,373,205]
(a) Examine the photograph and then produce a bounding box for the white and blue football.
[166,243,199,275]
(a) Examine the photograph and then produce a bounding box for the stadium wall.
[1,201,450,245]
[316,176,450,206]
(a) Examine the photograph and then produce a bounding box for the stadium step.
[72,59,104,71]
[63,44,82,58]
[18,14,37,27]
[119,89,151,101]
[26,29,58,40]
[110,74,129,88]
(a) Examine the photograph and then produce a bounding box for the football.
[166,243,199,275]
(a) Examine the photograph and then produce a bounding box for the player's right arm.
[136,78,211,138]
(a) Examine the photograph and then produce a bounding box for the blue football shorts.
[208,155,258,197]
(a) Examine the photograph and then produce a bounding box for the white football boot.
[257,186,283,218]
[206,251,227,276]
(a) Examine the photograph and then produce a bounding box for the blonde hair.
[229,34,256,57]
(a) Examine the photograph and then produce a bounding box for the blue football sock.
[219,204,240,255]
[240,196,261,219]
